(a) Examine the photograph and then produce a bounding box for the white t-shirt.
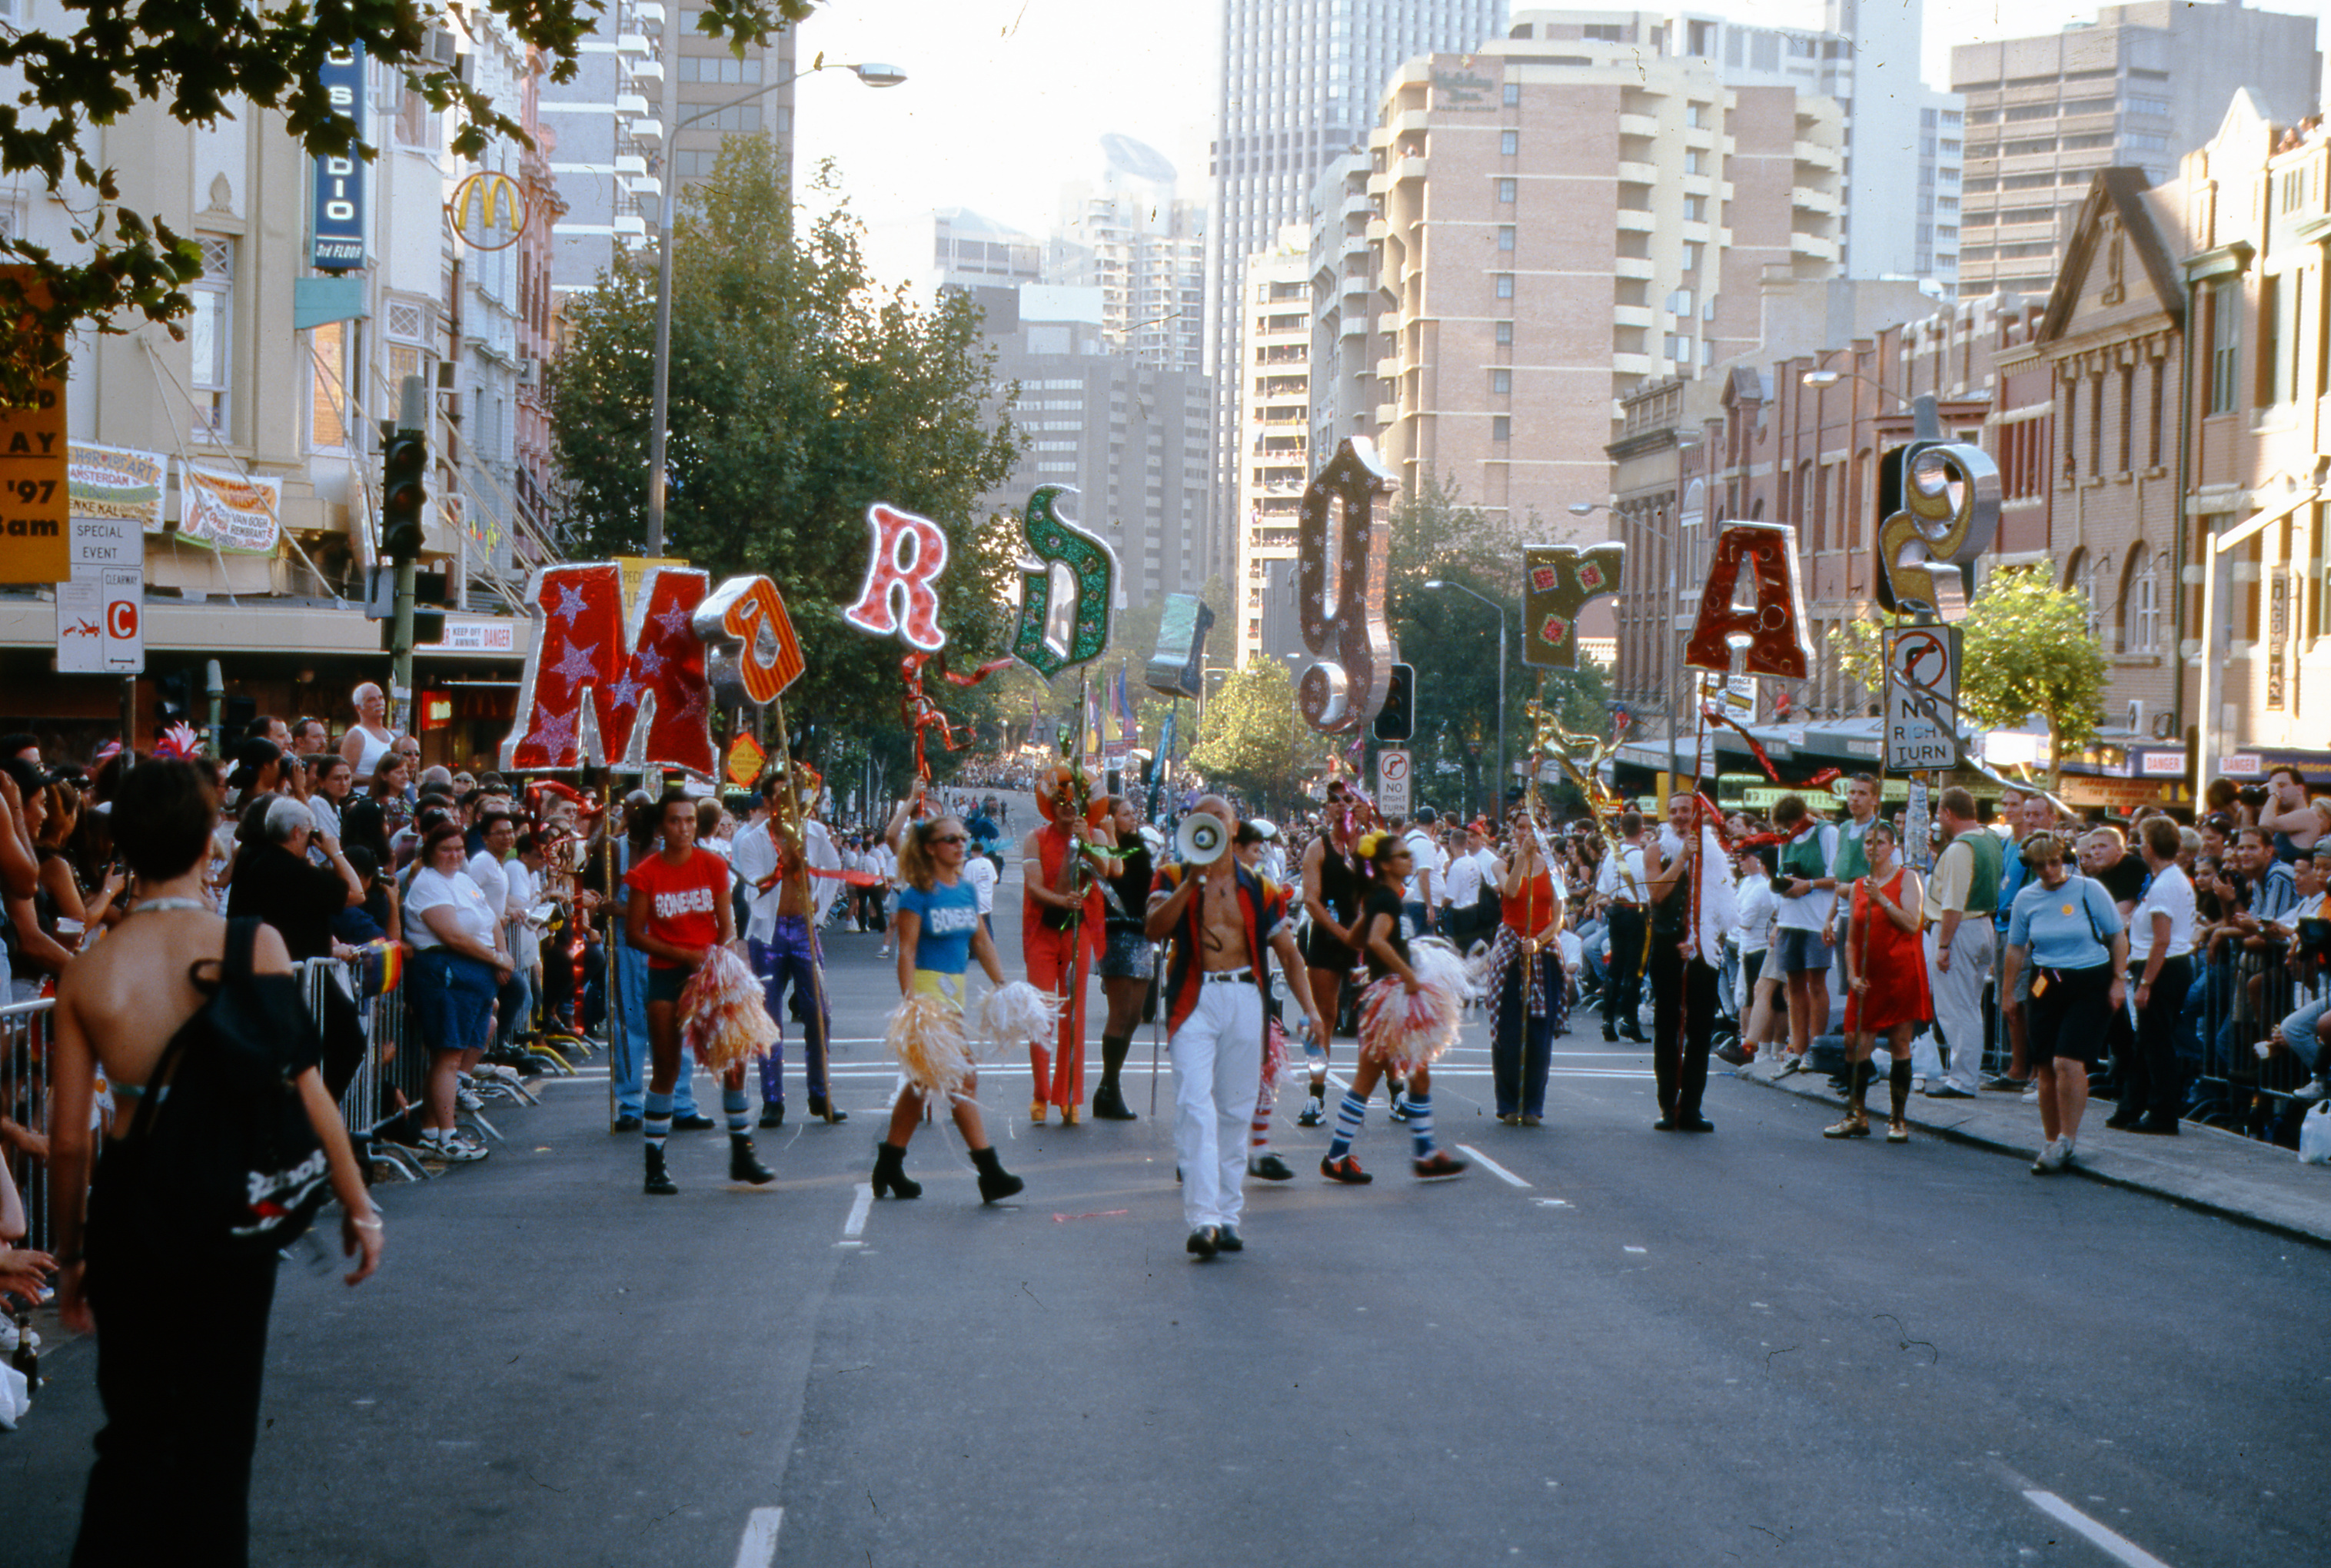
[506,859,541,968]
[1557,929,1583,973]
[1657,824,1737,966]
[963,852,998,915]
[1734,872,1778,955]
[407,865,499,952]
[1773,822,1839,932]
[465,849,511,926]
[1443,849,1485,912]
[1402,827,1438,905]
[1593,842,1648,904]
[2128,862,2196,964]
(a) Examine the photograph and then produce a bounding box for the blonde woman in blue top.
[2001,831,2126,1174]
[873,816,1025,1204]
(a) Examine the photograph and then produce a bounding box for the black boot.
[807,1096,849,1125]
[757,1101,785,1129]
[969,1145,1023,1204]
[872,1141,922,1199]
[643,1143,678,1196]
[1092,1034,1139,1119]
[729,1133,775,1184]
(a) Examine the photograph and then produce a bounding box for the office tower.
[1950,0,2321,296]
[1355,23,1844,542]
[932,208,1046,290]
[964,284,1213,608]
[1824,0,1964,289]
[1205,0,1508,585]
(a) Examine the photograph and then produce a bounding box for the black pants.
[2119,953,2192,1123]
[75,1236,281,1568]
[1602,904,1646,1032]
[1492,948,1558,1118]
[1648,938,1717,1120]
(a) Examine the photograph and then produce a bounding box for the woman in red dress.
[1831,819,1933,1144]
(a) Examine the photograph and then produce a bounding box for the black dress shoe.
[670,1112,716,1132]
[1652,1116,1678,1131]
[2132,1116,2180,1135]
[757,1102,786,1129]
[1249,1153,1296,1181]
[2103,1111,2137,1130]
[1213,1225,1243,1253]
[612,1114,643,1134]
[807,1099,848,1125]
[1186,1226,1219,1258]
[1602,1022,1620,1041]
[1678,1115,1715,1133]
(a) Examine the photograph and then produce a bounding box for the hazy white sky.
[792,0,2331,293]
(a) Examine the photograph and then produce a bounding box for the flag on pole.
[1114,668,1137,746]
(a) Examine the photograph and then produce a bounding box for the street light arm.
[669,58,904,137]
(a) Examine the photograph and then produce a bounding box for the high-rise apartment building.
[1054,136,1209,373]
[544,0,668,299]
[1232,233,1315,666]
[1358,28,1844,546]
[1950,0,2320,297]
[663,2,796,193]
[931,208,1045,290]
[963,285,1213,609]
[1823,0,1964,288]
[1205,0,1508,586]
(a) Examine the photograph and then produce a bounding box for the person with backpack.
[45,757,382,1566]
[2001,830,2127,1174]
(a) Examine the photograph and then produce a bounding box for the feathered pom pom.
[1358,938,1473,1074]
[886,990,977,1098]
[981,980,1062,1055]
[1263,1015,1290,1085]
[680,947,780,1075]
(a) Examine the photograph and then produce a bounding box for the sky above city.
[793,0,2331,294]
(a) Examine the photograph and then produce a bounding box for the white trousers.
[1169,982,1264,1230]
[1925,921,1995,1093]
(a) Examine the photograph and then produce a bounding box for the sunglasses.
[929,833,966,845]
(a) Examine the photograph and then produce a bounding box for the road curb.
[1733,1058,2331,1251]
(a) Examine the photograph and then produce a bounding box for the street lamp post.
[1423,579,1506,818]
[643,59,906,556]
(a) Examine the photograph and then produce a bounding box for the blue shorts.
[412,947,497,1054]
[1774,927,1832,974]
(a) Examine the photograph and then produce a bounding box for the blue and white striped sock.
[722,1086,751,1134]
[1407,1093,1437,1158]
[644,1090,673,1152]
[1325,1091,1368,1161]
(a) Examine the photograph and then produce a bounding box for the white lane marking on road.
[2021,1492,2174,1568]
[1533,1198,1571,1208]
[1454,1144,1531,1188]
[843,1182,873,1239]
[1624,1245,1648,1254]
[733,1505,783,1568]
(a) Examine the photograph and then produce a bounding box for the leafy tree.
[1824,570,2106,785]
[552,139,1020,779]
[0,0,804,400]
[1189,659,1326,818]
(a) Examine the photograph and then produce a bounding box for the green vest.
[1780,822,1831,880]
[1954,828,2003,915]
[1830,817,1873,883]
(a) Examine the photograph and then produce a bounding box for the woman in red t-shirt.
[624,791,772,1194]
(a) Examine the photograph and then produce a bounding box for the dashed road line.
[2021,1491,2174,1568]
[1454,1144,1531,1188]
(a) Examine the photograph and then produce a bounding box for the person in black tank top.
[1299,791,1373,1126]
[1317,832,1468,1184]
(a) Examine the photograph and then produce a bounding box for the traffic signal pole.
[384,374,428,737]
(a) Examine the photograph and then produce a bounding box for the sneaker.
[1774,1055,1804,1078]
[423,1132,487,1164]
[2021,1084,2040,1103]
[1319,1154,1372,1184]
[2029,1136,2070,1174]
[1981,1074,2030,1092]
[1249,1153,1296,1181]
[1412,1150,1468,1181]
[1388,1096,1412,1124]
[1295,1100,1325,1128]
[1925,1084,1974,1100]
[2295,1077,2330,1103]
[456,1088,484,1111]
[1714,1041,1750,1067]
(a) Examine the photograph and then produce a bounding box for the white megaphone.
[1175,813,1228,865]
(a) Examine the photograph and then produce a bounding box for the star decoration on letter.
[550,582,591,625]
[531,708,578,759]
[608,672,645,711]
[652,603,693,638]
[551,639,599,686]
[633,645,667,678]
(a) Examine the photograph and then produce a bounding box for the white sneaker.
[424,1132,488,1163]
[2044,1136,2072,1171]
[2296,1077,2329,1103]
[457,1088,484,1111]
[2021,1083,2040,1103]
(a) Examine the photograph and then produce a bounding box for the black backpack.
[107,919,332,1257]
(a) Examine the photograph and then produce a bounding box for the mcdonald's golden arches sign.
[447,171,529,251]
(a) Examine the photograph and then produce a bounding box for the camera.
[2238,782,2270,808]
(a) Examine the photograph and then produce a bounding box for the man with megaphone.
[1146,796,1328,1260]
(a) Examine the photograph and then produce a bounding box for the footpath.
[1733,1052,2331,1247]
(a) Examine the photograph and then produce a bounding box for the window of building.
[1686,102,1707,128]
[2126,95,2170,118]
[1500,129,1518,155]
[1502,83,1520,105]
[2088,374,2103,475]
[1497,177,1516,202]
[1940,109,1962,127]
[308,320,347,451]
[1683,194,1704,221]
[2117,362,2133,472]
[1495,273,1514,298]
[1495,321,1514,345]
[1491,415,1511,442]
[1497,225,1515,251]
[2061,374,2078,477]
[2210,277,2242,414]
[687,103,765,132]
[188,235,234,439]
[1491,368,1511,394]
[678,54,763,84]
[2147,355,2165,466]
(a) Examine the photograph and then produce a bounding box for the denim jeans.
[610,934,697,1120]
[751,916,832,1106]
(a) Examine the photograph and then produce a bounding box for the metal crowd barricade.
[2186,933,2321,1139]
[298,954,431,1182]
[2,997,56,1254]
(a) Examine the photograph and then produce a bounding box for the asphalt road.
[6,832,2326,1568]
